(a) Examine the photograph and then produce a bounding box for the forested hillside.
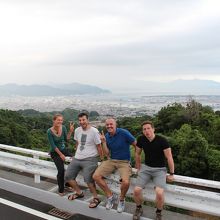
[117,100,220,181]
[0,108,99,152]
[0,100,219,181]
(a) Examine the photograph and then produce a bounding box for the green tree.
[171,124,208,178]
[155,103,186,134]
[9,123,31,148]
[117,115,152,136]
[29,129,49,151]
[207,149,220,181]
[0,126,15,145]
[209,118,220,150]
[61,108,79,122]
[89,111,99,119]
[185,99,202,124]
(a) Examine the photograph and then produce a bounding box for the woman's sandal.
[68,192,84,200]
[89,197,101,208]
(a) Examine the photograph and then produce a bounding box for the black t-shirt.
[137,135,169,167]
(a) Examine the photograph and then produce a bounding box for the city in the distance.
[1,79,220,117]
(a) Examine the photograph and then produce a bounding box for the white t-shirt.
[74,126,101,159]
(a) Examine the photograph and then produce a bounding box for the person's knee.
[155,187,164,201]
[121,179,130,187]
[134,186,142,196]
[156,193,163,202]
[93,172,101,181]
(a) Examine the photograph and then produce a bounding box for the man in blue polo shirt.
[93,118,136,213]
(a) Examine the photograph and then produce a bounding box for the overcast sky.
[0,0,220,91]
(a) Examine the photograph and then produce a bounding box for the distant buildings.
[0,94,220,118]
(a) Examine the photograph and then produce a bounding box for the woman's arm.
[47,130,65,161]
[54,147,65,161]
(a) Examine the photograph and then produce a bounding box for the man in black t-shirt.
[133,121,174,220]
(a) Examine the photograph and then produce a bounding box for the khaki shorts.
[94,159,132,181]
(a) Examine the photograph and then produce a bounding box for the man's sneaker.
[117,199,125,213]
[106,194,116,210]
[156,212,162,220]
[133,206,143,220]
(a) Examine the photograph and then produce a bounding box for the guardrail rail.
[0,144,219,217]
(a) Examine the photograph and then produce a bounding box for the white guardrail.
[0,144,220,217]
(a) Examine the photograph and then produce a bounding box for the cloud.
[0,0,220,89]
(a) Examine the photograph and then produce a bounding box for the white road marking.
[0,198,62,220]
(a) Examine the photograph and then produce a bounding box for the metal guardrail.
[0,144,220,217]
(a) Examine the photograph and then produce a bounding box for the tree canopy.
[0,99,220,181]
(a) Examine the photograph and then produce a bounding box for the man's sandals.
[89,197,101,208]
[67,192,101,208]
[68,192,84,200]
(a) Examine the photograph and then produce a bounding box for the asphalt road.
[0,189,100,220]
[0,202,46,220]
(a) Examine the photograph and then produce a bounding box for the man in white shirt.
[65,112,103,208]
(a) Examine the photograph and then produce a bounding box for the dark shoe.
[68,192,84,200]
[89,197,101,208]
[155,212,162,220]
[133,206,143,220]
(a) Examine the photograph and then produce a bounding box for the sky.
[0,0,220,92]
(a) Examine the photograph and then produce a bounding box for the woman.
[47,113,74,195]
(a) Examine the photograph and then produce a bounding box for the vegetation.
[117,100,220,181]
[0,99,220,181]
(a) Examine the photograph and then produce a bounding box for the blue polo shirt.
[105,128,135,161]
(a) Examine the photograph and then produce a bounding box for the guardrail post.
[33,155,41,183]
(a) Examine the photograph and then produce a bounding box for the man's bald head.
[105,118,117,136]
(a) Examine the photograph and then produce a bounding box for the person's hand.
[100,131,106,144]
[69,121,74,133]
[99,157,104,162]
[166,174,174,183]
[60,154,66,161]
[135,162,141,170]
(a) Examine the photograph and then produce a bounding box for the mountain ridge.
[1,79,220,96]
[118,79,220,95]
[0,83,111,96]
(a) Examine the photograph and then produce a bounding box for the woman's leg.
[51,153,65,193]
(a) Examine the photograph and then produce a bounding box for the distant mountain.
[55,83,110,94]
[166,79,220,92]
[120,79,220,95]
[163,79,220,94]
[0,83,111,96]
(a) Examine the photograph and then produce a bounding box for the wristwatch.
[169,172,174,175]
